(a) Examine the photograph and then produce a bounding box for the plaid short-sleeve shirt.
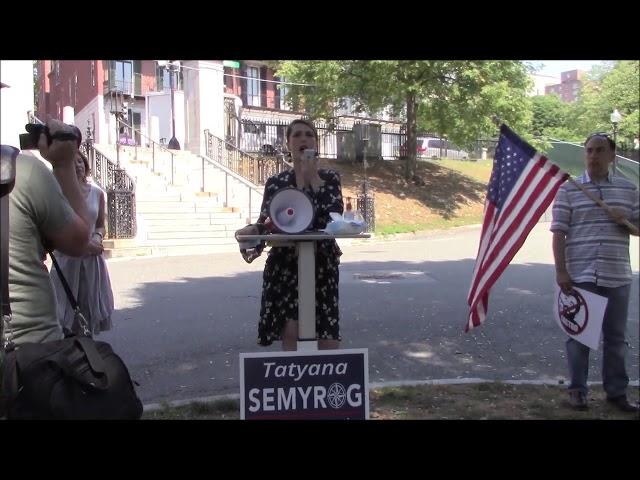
[550,172,639,287]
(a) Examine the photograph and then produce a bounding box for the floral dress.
[257,169,344,346]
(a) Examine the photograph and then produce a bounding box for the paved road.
[99,223,639,405]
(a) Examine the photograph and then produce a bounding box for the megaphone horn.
[276,207,295,226]
[268,187,315,234]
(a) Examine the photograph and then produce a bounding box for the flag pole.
[490,115,639,236]
[567,179,639,235]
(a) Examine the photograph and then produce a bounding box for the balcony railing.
[103,73,142,96]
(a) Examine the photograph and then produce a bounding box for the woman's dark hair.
[584,132,616,151]
[78,151,90,177]
[286,119,318,143]
[70,125,83,147]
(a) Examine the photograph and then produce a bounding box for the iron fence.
[80,140,136,239]
[205,130,289,186]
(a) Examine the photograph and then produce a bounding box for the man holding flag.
[551,132,639,413]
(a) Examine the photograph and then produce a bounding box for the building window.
[55,61,60,85]
[155,64,183,91]
[90,62,95,87]
[114,60,132,94]
[155,65,165,91]
[246,66,261,107]
[224,67,234,91]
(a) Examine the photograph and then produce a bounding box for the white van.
[240,122,279,153]
[417,137,469,160]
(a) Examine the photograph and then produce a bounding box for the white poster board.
[553,285,607,350]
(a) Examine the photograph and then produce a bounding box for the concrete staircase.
[94,144,248,258]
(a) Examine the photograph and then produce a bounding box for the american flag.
[466,124,569,332]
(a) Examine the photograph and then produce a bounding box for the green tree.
[569,61,639,146]
[528,94,583,148]
[531,94,568,137]
[600,61,639,148]
[418,61,534,150]
[276,60,533,179]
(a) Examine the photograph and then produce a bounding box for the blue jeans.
[566,282,631,399]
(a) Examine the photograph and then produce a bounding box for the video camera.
[19,123,82,151]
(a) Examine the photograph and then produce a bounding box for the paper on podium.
[553,285,607,350]
[322,212,366,235]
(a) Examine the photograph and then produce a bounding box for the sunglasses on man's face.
[585,132,616,148]
[587,132,612,140]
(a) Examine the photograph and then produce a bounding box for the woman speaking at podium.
[236,119,344,350]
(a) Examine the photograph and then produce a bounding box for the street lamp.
[85,119,94,174]
[121,100,130,145]
[85,119,93,146]
[610,108,622,176]
[107,89,126,167]
[361,122,369,193]
[158,60,181,150]
[358,122,374,232]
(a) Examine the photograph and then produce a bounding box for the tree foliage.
[276,60,532,178]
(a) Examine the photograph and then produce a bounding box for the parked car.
[399,139,428,157]
[240,121,281,154]
[400,137,469,160]
[428,138,470,160]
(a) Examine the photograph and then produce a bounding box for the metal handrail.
[203,129,292,223]
[204,129,290,185]
[116,117,177,185]
[80,141,137,239]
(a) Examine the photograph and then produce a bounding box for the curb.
[142,377,640,413]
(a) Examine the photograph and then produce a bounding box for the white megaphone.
[268,187,315,234]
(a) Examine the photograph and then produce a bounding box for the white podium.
[236,232,370,350]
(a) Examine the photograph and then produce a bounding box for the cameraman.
[4,118,91,346]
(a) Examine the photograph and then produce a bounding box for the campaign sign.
[240,349,369,420]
